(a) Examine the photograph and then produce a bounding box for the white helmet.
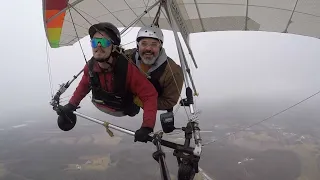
[136,25,164,43]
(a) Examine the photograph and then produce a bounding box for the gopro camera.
[160,111,175,133]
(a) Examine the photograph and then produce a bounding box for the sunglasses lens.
[91,38,111,48]
[91,39,98,48]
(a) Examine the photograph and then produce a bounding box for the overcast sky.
[1,0,320,119]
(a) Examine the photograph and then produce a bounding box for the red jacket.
[69,59,158,129]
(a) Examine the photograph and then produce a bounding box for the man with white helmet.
[124,25,184,113]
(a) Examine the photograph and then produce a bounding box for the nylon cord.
[45,39,54,97]
[68,5,88,64]
[202,89,320,146]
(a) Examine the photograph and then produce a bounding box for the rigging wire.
[202,89,320,146]
[124,0,146,27]
[45,39,54,97]
[155,4,193,119]
[68,5,88,64]
[120,40,136,47]
[121,0,152,38]
[96,0,126,27]
[143,0,152,19]
[121,20,139,38]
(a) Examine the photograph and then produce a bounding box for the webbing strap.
[103,121,114,137]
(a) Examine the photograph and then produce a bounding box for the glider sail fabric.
[43,0,320,48]
[43,0,68,48]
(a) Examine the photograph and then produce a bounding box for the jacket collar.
[134,48,168,74]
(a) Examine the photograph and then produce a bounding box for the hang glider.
[44,0,320,49]
[42,0,320,180]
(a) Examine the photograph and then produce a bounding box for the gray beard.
[141,56,157,65]
[141,52,160,65]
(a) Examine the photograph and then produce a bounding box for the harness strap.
[87,55,131,111]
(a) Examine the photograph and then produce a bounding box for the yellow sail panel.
[43,0,68,48]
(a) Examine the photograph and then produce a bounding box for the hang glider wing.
[43,0,320,48]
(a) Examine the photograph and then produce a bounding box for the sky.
[1,0,320,121]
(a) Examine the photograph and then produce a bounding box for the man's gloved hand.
[134,127,153,143]
[57,103,77,116]
[56,103,78,131]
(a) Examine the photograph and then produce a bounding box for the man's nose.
[145,45,152,50]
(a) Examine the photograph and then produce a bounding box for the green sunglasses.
[91,37,111,48]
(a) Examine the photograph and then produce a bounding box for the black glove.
[57,103,77,116]
[134,127,153,143]
[56,103,78,131]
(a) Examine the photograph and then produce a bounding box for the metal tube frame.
[162,0,199,97]
[162,0,202,157]
[71,110,201,180]
[120,0,161,35]
[49,1,207,179]
[73,111,196,154]
[152,131,171,180]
